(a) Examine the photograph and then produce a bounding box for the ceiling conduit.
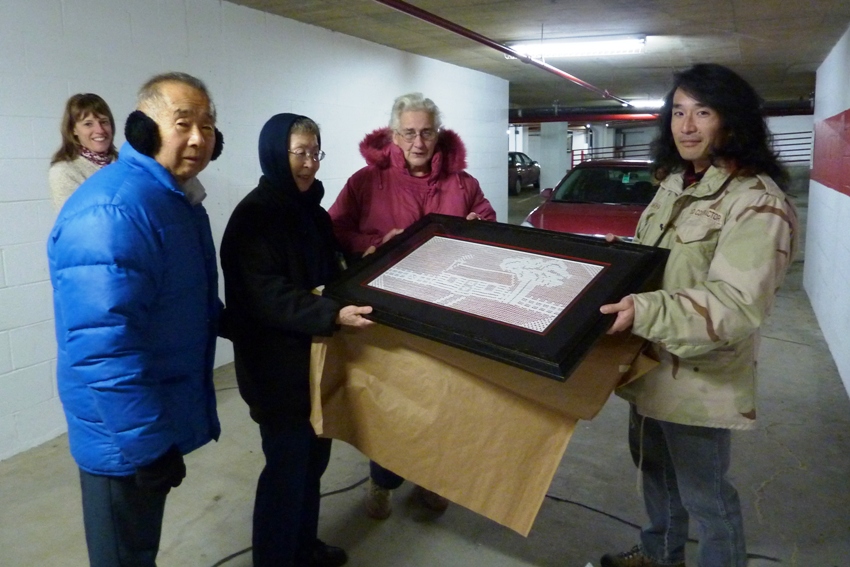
[372,0,632,106]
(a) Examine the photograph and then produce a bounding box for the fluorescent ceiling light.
[509,36,645,59]
[627,98,665,109]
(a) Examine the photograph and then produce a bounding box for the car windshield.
[552,165,657,205]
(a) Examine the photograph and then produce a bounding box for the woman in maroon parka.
[328,92,496,520]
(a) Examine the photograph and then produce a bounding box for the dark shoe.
[413,485,449,512]
[600,545,685,567]
[303,540,347,567]
[365,480,392,519]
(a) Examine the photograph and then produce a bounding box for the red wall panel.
[812,109,850,196]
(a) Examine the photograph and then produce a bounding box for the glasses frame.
[395,128,439,143]
[288,149,326,162]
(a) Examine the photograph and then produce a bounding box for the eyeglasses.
[395,129,438,143]
[288,149,326,162]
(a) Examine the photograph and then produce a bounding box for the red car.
[522,160,657,239]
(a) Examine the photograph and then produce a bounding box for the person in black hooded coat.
[220,113,372,567]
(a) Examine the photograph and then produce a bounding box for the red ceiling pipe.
[513,113,659,124]
[372,0,632,106]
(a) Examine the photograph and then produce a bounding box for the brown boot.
[413,485,449,512]
[364,480,392,520]
[600,545,685,567]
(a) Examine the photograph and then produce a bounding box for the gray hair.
[389,92,442,131]
[291,116,321,140]
[137,71,217,121]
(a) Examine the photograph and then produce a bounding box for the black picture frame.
[324,214,668,381]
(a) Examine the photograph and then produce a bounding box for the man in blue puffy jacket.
[48,72,223,567]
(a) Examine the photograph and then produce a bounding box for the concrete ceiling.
[228,0,850,117]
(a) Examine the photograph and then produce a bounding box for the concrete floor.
[2,177,849,567]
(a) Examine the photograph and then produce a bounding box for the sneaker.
[365,480,392,519]
[413,485,449,512]
[600,545,685,567]
[302,539,347,567]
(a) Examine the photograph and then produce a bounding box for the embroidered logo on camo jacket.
[688,207,723,227]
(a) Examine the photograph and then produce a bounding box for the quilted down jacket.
[48,142,221,476]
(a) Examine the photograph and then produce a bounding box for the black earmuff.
[124,110,160,157]
[211,128,223,161]
[124,110,224,161]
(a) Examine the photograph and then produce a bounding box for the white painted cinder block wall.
[806,24,850,394]
[0,0,509,461]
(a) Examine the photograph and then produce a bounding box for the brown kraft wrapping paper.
[309,324,653,536]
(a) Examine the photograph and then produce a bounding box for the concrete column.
[539,122,571,189]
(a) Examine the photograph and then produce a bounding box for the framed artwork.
[324,214,668,381]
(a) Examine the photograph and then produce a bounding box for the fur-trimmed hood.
[358,127,468,178]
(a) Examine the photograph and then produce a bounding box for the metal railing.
[570,130,813,168]
[570,144,651,168]
[772,131,813,165]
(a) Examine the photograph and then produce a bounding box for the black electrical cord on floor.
[213,377,781,565]
[210,547,250,567]
[210,479,781,565]
[209,476,370,566]
[543,493,643,530]
[323,476,369,497]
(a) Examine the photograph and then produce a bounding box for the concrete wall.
[620,125,656,150]
[526,132,542,169]
[806,24,850,394]
[0,0,508,461]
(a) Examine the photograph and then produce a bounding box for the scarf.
[682,162,707,188]
[79,146,113,168]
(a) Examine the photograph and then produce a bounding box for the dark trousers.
[253,420,332,567]
[79,469,168,567]
[369,460,405,490]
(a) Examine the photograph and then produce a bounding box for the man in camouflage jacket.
[619,165,797,428]
[598,64,798,567]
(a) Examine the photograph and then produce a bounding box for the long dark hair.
[50,93,118,165]
[651,63,787,188]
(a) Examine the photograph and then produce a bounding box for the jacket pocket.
[670,215,721,278]
[675,214,720,244]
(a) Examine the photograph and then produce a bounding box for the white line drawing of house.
[368,237,605,330]
[375,254,573,316]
